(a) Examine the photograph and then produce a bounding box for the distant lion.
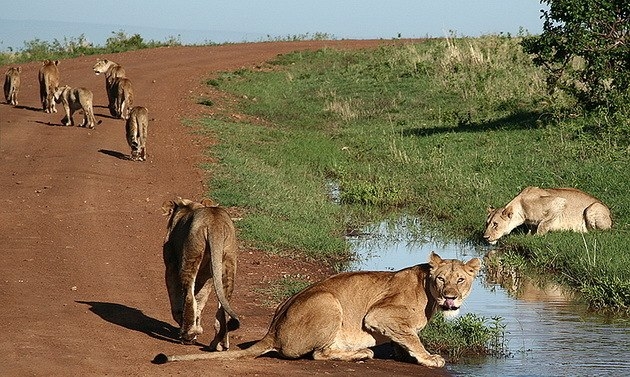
[38,60,60,113]
[111,77,134,119]
[92,58,126,116]
[161,198,240,351]
[125,106,149,161]
[4,66,21,106]
[53,85,98,129]
[484,186,612,244]
[154,252,481,368]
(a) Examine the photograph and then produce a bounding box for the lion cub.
[155,252,481,368]
[38,60,60,113]
[125,106,149,161]
[162,198,240,351]
[53,85,98,129]
[4,66,21,106]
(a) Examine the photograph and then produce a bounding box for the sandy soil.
[0,40,450,376]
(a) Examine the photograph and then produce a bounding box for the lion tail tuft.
[152,353,170,364]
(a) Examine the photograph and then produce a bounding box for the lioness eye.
[437,276,445,282]
[457,277,465,284]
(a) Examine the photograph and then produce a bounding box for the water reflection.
[346,218,630,377]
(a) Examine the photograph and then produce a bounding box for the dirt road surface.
[0,40,450,376]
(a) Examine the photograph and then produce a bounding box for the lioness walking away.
[112,77,133,119]
[162,198,240,351]
[154,252,481,368]
[484,186,612,244]
[4,66,21,105]
[92,58,126,117]
[38,60,60,113]
[125,106,148,161]
[53,85,98,129]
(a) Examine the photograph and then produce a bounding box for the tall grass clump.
[200,35,630,311]
[419,312,509,360]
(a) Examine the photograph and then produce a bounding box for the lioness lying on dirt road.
[484,186,612,244]
[154,252,481,368]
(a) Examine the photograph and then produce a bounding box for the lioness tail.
[153,337,274,363]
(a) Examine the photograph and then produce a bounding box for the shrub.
[522,1,630,112]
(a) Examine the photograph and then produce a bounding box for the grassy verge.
[200,35,630,312]
[0,30,183,66]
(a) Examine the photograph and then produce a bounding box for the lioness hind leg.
[84,107,96,129]
[584,202,612,230]
[209,304,229,351]
[313,347,374,361]
[276,291,343,359]
[179,267,205,343]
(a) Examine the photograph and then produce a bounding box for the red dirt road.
[0,40,449,376]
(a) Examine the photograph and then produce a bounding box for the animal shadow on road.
[13,104,42,112]
[76,301,180,344]
[98,149,130,160]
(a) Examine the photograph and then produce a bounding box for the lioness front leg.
[364,307,445,367]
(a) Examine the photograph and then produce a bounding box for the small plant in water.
[419,312,509,361]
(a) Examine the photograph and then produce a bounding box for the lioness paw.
[416,354,445,368]
[427,354,445,368]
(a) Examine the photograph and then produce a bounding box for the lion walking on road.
[162,198,240,352]
[39,60,60,113]
[4,66,21,106]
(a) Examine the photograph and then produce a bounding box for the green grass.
[419,312,509,360]
[256,274,313,307]
[199,35,630,312]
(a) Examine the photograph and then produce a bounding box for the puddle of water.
[345,218,630,377]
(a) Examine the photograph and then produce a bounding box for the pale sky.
[0,1,545,51]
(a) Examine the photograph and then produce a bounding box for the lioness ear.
[487,206,495,214]
[161,200,176,216]
[200,198,218,207]
[54,60,60,66]
[502,207,513,219]
[465,258,481,274]
[173,197,193,207]
[429,251,443,269]
[17,67,22,73]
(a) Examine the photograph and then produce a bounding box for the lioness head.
[93,58,113,75]
[53,85,70,103]
[162,197,219,232]
[428,252,480,317]
[483,206,516,245]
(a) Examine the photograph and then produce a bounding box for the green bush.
[522,1,630,112]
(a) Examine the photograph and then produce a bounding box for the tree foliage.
[522,0,630,111]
